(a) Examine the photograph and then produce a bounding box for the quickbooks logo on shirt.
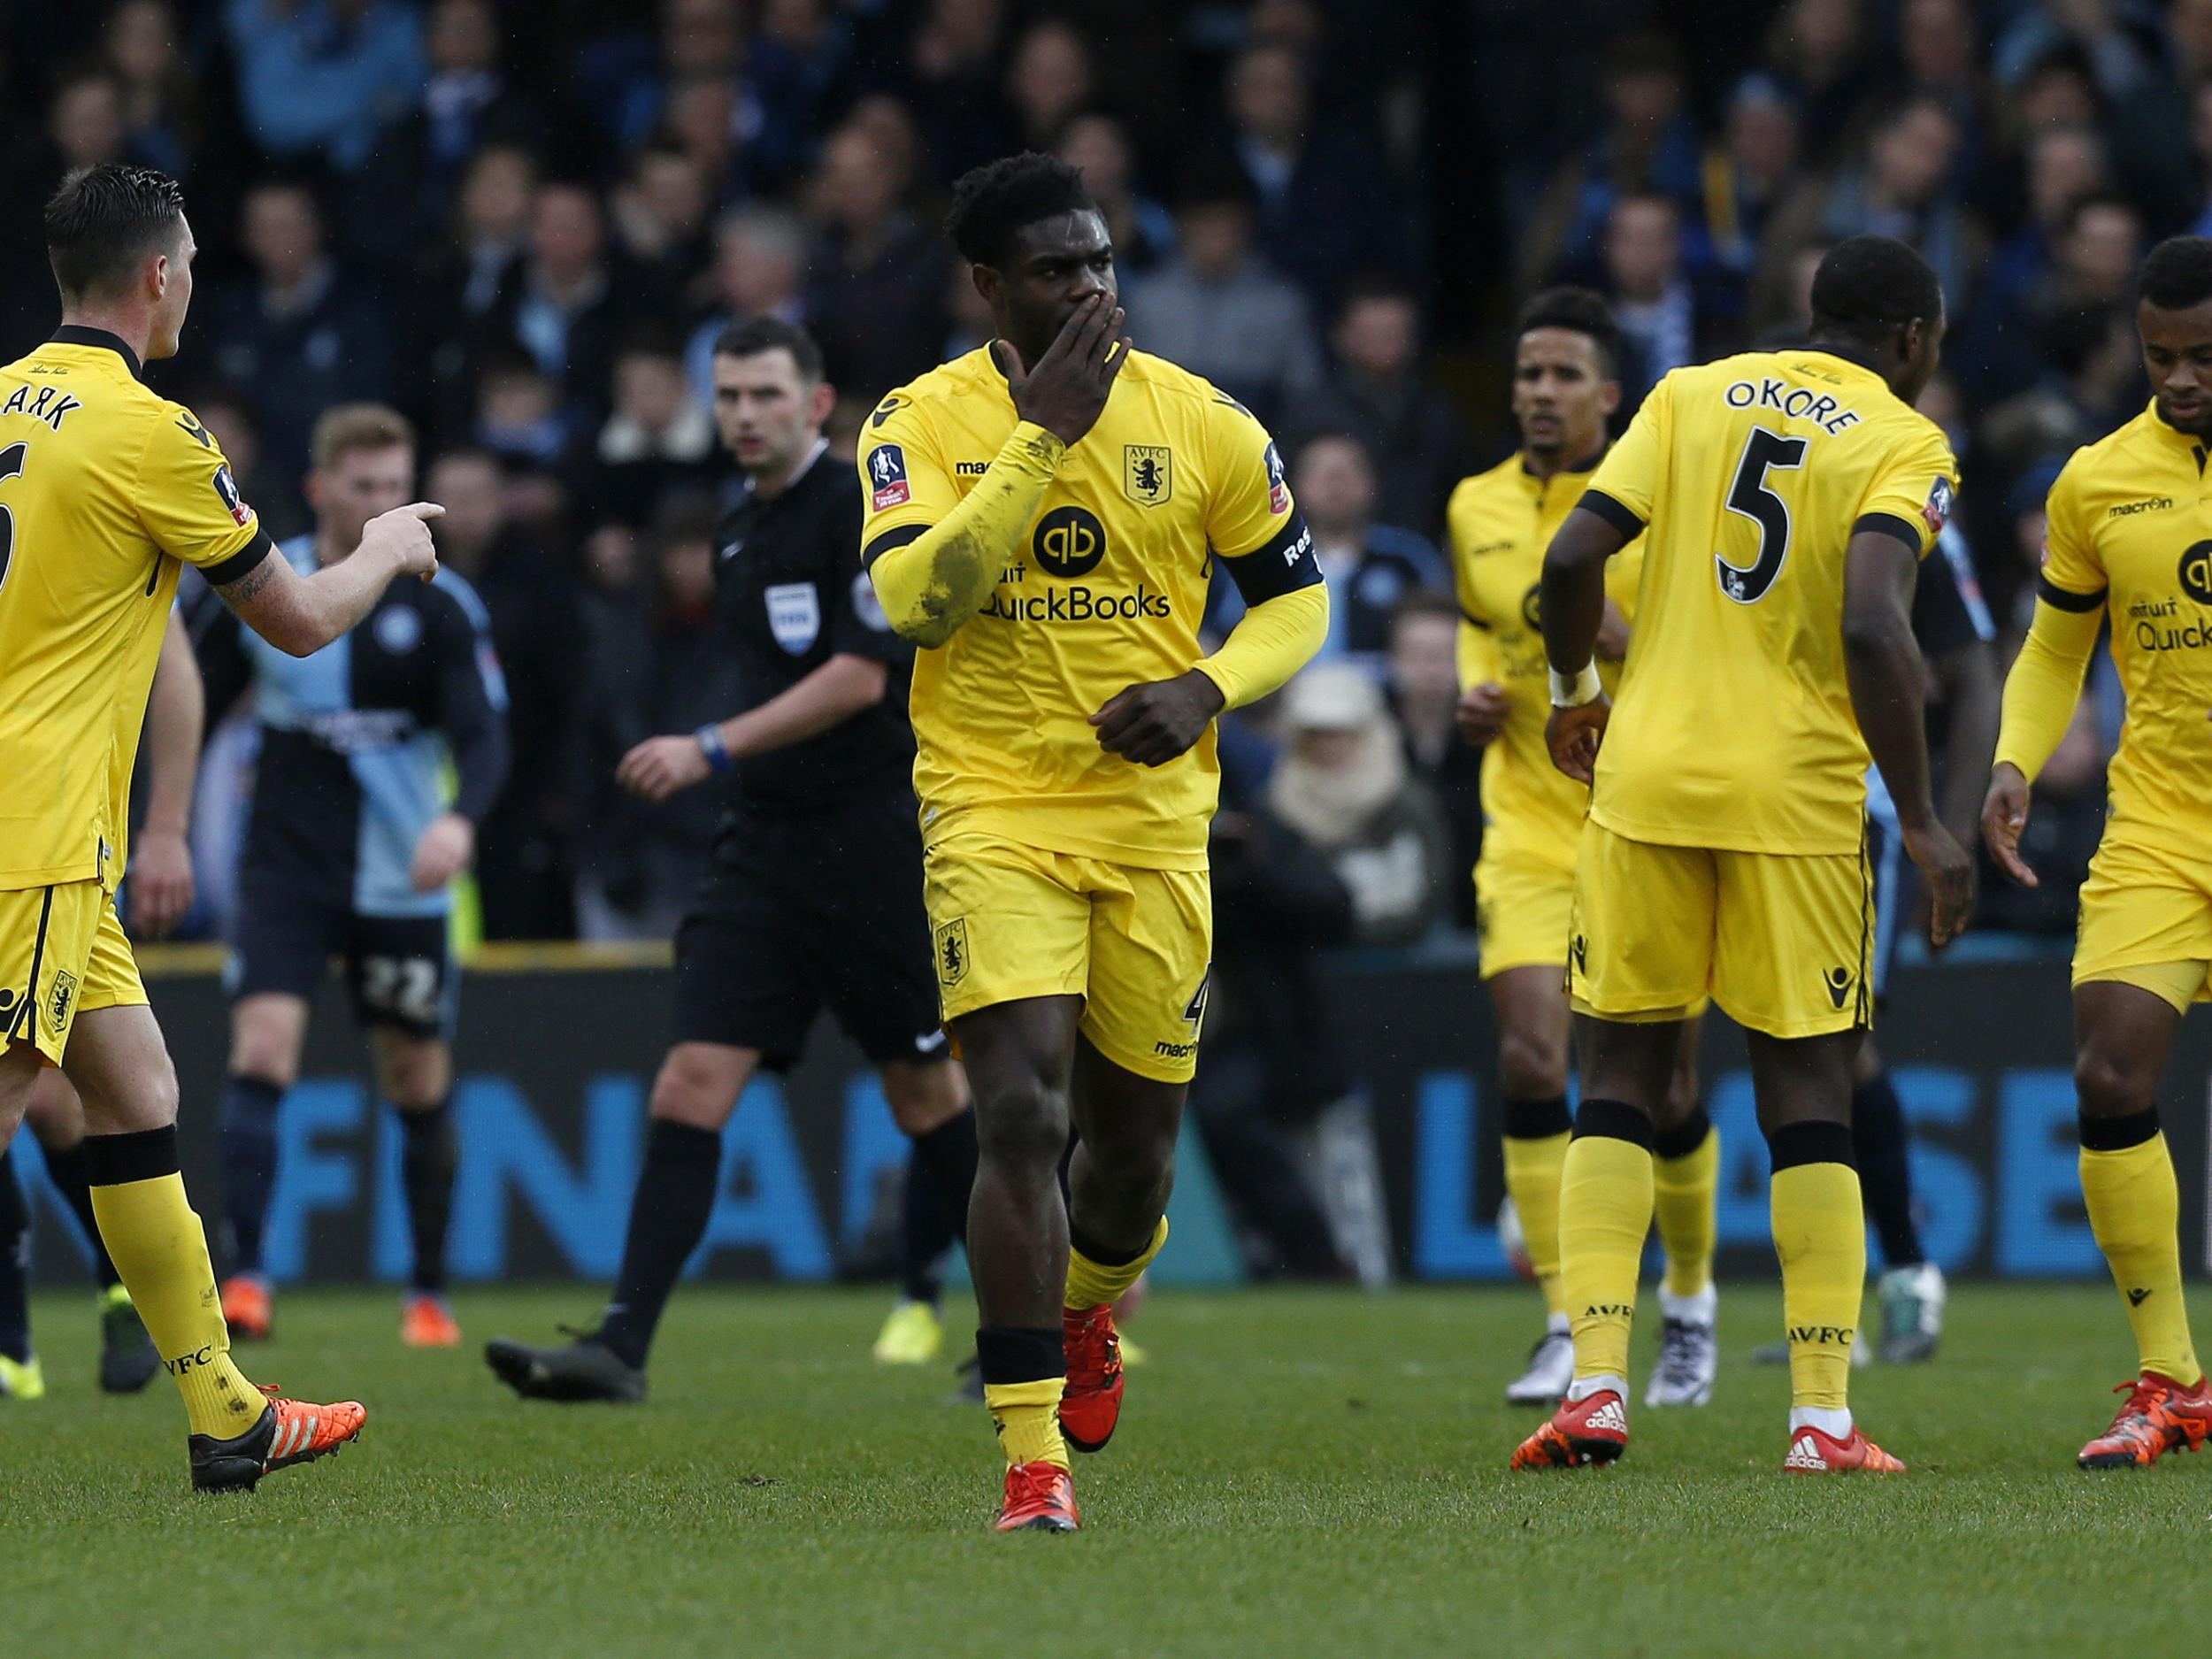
[975,508,1170,622]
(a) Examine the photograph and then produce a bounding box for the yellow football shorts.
[1567,821,1872,1039]
[921,833,1212,1083]
[1474,850,1576,981]
[0,881,148,1066]
[2074,839,2212,1016]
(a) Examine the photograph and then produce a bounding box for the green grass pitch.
[0,1282,2193,1657]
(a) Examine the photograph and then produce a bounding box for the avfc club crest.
[933,918,970,987]
[1122,444,1172,508]
[47,970,79,1034]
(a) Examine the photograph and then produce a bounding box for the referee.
[488,319,977,1402]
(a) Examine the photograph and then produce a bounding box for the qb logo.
[1033,507,1107,578]
[2182,541,2212,606]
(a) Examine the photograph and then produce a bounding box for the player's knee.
[229,1017,301,1089]
[1497,1030,1567,1101]
[972,1078,1068,1174]
[649,1049,746,1130]
[378,1048,449,1112]
[2076,1047,2153,1118]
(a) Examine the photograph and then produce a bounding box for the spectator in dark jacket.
[1297,282,1471,539]
[1386,591,1484,930]
[804,122,952,401]
[200,176,397,493]
[476,180,654,421]
[427,449,584,941]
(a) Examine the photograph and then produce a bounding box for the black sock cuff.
[975,1325,1064,1385]
[84,1125,180,1187]
[1068,1221,1149,1268]
[1503,1095,1572,1140]
[398,1098,455,1137]
[1571,1097,1654,1149]
[1653,1102,1713,1161]
[1766,1119,1855,1172]
[2080,1105,2161,1152]
[644,1118,723,1162]
[227,1072,285,1106]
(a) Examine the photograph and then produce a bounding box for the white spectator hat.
[1282,663,1385,733]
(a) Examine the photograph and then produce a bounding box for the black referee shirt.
[710,438,916,816]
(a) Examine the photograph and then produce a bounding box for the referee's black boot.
[484,1329,647,1404]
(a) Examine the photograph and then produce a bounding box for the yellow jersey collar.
[48,325,143,382]
[2142,399,2211,467]
[1517,445,1605,494]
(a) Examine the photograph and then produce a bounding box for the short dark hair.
[1809,235,1943,334]
[944,151,1098,268]
[2139,235,2212,311]
[43,164,186,300]
[1516,287,1622,376]
[714,315,825,382]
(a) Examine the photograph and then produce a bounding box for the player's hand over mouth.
[995,294,1129,448]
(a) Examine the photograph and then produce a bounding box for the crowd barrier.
[19,944,2208,1286]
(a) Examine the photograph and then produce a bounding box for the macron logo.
[1585,1398,1628,1435]
[1786,1434,1826,1471]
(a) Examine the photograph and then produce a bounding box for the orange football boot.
[219,1276,273,1341]
[401,1294,462,1348]
[190,1386,367,1493]
[2078,1372,2212,1469]
[1783,1424,1906,1472]
[995,1461,1079,1533]
[1511,1387,1630,1470]
[1059,1303,1124,1453]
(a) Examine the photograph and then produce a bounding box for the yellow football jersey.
[2039,403,2212,864]
[1581,350,1957,856]
[859,346,1297,870]
[0,328,268,893]
[1448,449,1646,873]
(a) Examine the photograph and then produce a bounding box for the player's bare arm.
[131,608,203,937]
[1455,680,1509,745]
[618,653,890,801]
[1538,501,1631,783]
[869,298,1126,649]
[1841,526,1973,945]
[217,501,442,656]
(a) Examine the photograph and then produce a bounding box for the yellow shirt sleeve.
[1197,583,1330,710]
[1202,393,1294,557]
[1993,456,2105,782]
[133,405,268,582]
[1855,421,1960,557]
[860,403,1064,649]
[1582,374,1671,525]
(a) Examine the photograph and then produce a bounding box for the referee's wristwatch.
[694,722,735,773]
[1548,663,1602,709]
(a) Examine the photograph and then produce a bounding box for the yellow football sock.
[1502,1127,1571,1317]
[90,1172,263,1439]
[2082,1127,2202,1386]
[1655,1118,1719,1299]
[1557,1113,1655,1383]
[1064,1216,1167,1311]
[985,1379,1071,1470]
[1770,1144,1863,1412]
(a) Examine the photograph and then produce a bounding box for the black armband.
[1851,512,1924,557]
[1577,490,1645,539]
[2035,574,2108,613]
[1220,511,1322,606]
[204,531,276,588]
[861,524,926,570]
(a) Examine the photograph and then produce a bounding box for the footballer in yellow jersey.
[1984,236,2212,1468]
[860,155,1326,1533]
[1446,288,1716,1411]
[1514,237,1973,1479]
[0,165,438,1490]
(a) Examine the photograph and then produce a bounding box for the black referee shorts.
[672,789,949,1071]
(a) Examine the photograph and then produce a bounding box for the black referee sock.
[898,1150,954,1307]
[398,1099,459,1295]
[909,1108,978,1254]
[1852,1070,1925,1270]
[218,1072,285,1275]
[595,1118,722,1370]
[0,1148,30,1363]
[38,1141,122,1292]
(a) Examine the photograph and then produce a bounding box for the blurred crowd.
[0,0,2159,972]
